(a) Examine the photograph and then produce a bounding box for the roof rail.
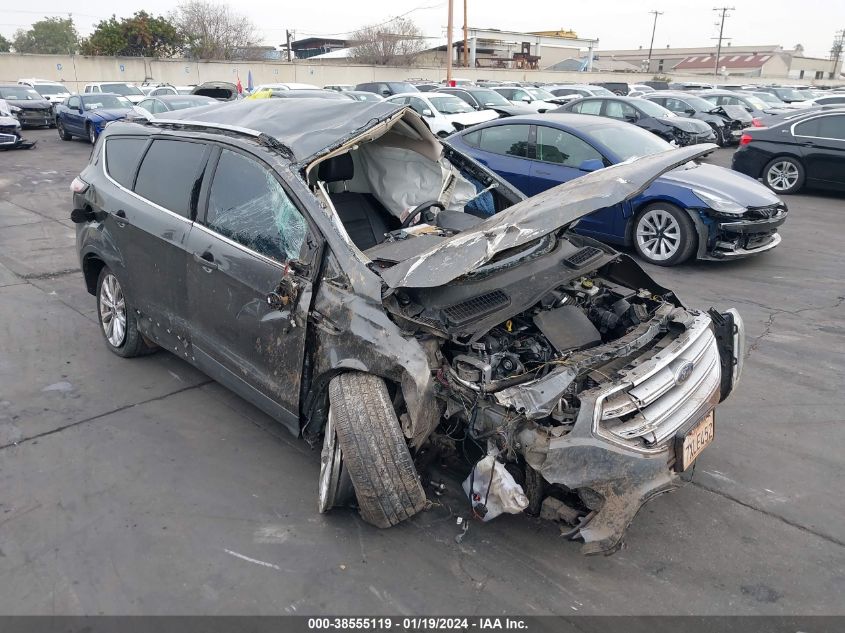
[146,117,264,138]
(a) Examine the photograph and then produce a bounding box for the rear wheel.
[57,119,72,141]
[763,156,804,194]
[633,203,697,266]
[326,372,426,528]
[96,267,156,358]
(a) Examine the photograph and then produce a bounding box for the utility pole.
[646,10,663,74]
[831,29,844,79]
[462,0,468,68]
[446,0,454,82]
[286,29,294,62]
[712,6,734,77]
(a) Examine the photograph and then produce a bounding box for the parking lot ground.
[1,129,844,615]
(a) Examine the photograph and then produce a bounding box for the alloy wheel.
[636,208,682,262]
[99,273,127,347]
[766,160,799,191]
[88,125,96,144]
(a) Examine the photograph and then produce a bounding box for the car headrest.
[318,152,354,182]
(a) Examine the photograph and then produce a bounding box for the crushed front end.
[697,202,787,259]
[383,237,744,554]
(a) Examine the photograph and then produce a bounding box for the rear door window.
[205,149,308,263]
[477,124,529,157]
[134,139,207,218]
[105,137,148,189]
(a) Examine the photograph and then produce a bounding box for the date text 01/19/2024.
[307,617,529,630]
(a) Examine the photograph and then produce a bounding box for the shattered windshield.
[207,149,307,262]
[0,86,42,100]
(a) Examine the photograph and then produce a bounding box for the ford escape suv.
[71,99,745,554]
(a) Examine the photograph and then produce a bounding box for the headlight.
[9,104,21,114]
[694,189,746,215]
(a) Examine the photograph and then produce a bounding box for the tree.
[349,17,426,66]
[81,12,183,57]
[0,34,10,53]
[171,0,260,60]
[12,17,78,54]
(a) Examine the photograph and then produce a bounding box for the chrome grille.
[597,314,721,449]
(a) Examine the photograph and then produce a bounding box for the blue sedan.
[447,113,787,265]
[56,94,133,144]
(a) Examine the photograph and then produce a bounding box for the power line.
[293,1,445,39]
[712,6,734,77]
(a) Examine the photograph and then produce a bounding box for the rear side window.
[571,100,602,115]
[477,124,529,157]
[205,149,307,263]
[816,115,845,140]
[134,139,206,218]
[105,137,147,189]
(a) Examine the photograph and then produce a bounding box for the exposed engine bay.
[303,108,740,554]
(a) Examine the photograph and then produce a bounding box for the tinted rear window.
[134,140,206,218]
[105,137,148,189]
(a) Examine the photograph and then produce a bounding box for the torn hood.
[379,144,715,289]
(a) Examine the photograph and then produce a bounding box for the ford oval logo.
[675,361,694,385]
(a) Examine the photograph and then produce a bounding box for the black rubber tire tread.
[713,126,726,147]
[57,120,72,141]
[96,266,157,358]
[633,202,697,267]
[328,372,426,528]
[762,156,805,195]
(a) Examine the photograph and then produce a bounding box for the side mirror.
[624,114,639,123]
[684,108,696,116]
[381,90,391,96]
[579,159,604,172]
[521,95,532,103]
[421,108,433,117]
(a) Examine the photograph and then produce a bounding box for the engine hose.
[560,510,597,540]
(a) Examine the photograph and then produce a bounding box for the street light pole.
[446,0,454,82]
[713,7,734,77]
[646,10,663,74]
[463,0,468,67]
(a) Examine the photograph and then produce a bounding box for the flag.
[236,75,243,94]
[247,70,254,92]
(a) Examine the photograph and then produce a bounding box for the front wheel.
[325,372,426,528]
[57,120,72,141]
[763,156,804,194]
[633,203,697,266]
[713,126,726,147]
[87,124,97,145]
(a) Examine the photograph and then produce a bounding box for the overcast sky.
[2,0,842,59]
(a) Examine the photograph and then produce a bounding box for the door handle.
[193,252,218,271]
[114,209,127,227]
[535,169,552,176]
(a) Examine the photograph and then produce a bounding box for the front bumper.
[674,127,717,146]
[696,206,787,260]
[16,109,54,127]
[517,309,743,554]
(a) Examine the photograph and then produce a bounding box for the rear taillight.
[70,176,89,193]
[739,133,753,146]
[751,118,763,127]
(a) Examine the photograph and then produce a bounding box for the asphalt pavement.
[1,128,844,615]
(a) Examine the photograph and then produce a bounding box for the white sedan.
[385,93,499,137]
[490,86,564,112]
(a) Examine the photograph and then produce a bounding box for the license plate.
[675,410,714,471]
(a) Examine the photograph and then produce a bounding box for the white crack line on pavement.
[223,548,281,571]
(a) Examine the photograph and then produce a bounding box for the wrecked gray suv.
[71,99,745,554]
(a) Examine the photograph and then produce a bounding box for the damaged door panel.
[73,98,747,554]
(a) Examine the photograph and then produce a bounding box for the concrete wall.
[1,52,842,91]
